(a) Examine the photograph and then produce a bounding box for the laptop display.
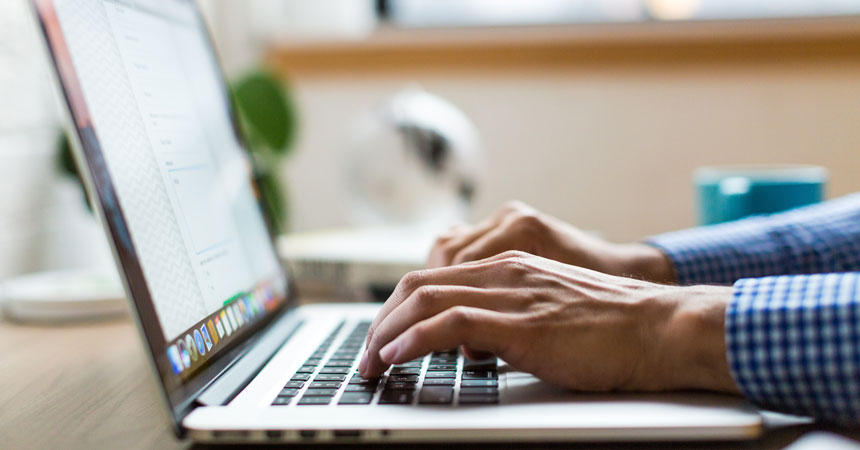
[33,0,292,422]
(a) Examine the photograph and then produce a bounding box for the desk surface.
[1,315,858,450]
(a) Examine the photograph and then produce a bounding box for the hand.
[428,201,676,284]
[359,251,740,394]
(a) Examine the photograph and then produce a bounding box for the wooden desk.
[1,316,858,449]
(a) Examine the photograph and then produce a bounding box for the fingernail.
[379,341,399,363]
[358,349,368,373]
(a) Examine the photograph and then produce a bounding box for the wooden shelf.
[267,16,860,76]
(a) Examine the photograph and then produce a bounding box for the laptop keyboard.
[271,321,499,407]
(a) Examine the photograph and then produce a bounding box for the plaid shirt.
[649,193,860,424]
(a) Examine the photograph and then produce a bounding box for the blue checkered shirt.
[648,193,860,424]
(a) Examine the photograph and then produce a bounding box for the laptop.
[31,0,763,443]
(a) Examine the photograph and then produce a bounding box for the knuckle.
[512,211,546,233]
[445,306,474,327]
[506,260,532,278]
[499,249,530,260]
[413,285,441,304]
[399,270,428,292]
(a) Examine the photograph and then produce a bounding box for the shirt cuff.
[725,273,860,424]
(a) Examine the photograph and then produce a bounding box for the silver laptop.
[31,0,762,443]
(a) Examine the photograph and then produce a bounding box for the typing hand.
[359,251,739,394]
[428,201,676,284]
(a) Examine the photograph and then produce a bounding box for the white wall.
[282,66,860,242]
[0,0,60,279]
[199,4,860,243]
[0,0,113,280]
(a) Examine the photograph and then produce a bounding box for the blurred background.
[2,0,860,284]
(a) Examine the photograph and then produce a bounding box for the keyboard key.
[460,387,499,396]
[278,388,300,397]
[464,358,497,370]
[298,396,331,405]
[323,360,353,367]
[390,367,421,375]
[291,373,311,381]
[379,391,414,404]
[339,392,373,405]
[422,378,455,386]
[305,358,322,366]
[345,384,377,392]
[314,374,346,382]
[430,357,457,363]
[349,375,379,385]
[428,364,457,371]
[394,361,423,368]
[424,371,456,379]
[295,365,317,373]
[272,397,291,405]
[318,367,351,374]
[432,349,458,356]
[284,380,305,388]
[462,370,497,379]
[458,394,498,405]
[327,356,357,362]
[383,382,417,391]
[461,379,498,387]
[419,387,454,405]
[388,375,419,383]
[309,381,341,389]
[303,388,338,397]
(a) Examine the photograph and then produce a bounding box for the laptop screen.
[33,0,292,421]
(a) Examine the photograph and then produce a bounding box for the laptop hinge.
[196,311,304,406]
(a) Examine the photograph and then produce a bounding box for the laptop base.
[183,303,762,444]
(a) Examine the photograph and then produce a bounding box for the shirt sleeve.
[646,192,860,286]
[726,273,860,424]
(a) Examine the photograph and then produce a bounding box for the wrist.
[612,243,676,284]
[657,286,740,394]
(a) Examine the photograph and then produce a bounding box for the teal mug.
[694,165,828,225]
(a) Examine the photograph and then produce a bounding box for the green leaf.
[57,133,78,176]
[232,70,297,156]
[255,167,288,233]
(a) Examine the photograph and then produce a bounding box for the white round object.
[1,267,127,323]
[343,88,484,227]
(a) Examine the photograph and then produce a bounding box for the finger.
[456,249,534,266]
[427,202,523,268]
[362,250,538,372]
[377,306,511,366]
[362,286,520,377]
[450,222,528,265]
[428,217,500,268]
[365,257,519,349]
